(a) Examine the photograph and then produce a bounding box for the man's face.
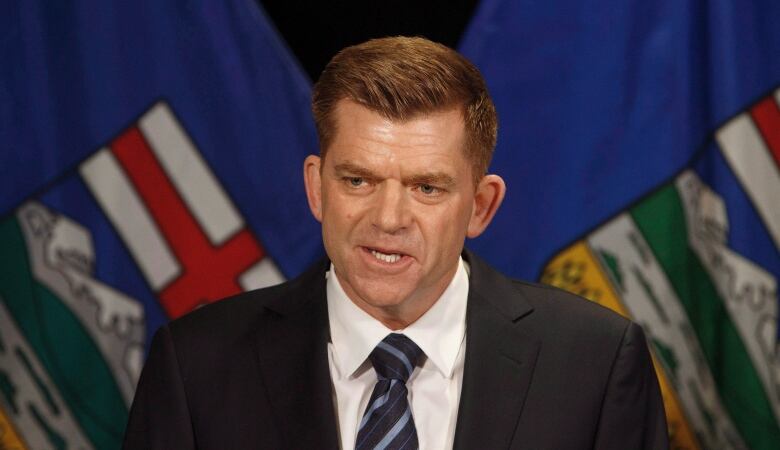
[304,100,488,326]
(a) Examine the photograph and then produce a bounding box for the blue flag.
[460,0,780,448]
[0,1,320,448]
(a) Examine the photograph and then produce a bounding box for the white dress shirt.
[326,258,469,450]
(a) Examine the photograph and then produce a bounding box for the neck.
[366,306,427,330]
[338,262,460,330]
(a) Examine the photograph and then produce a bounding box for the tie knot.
[369,333,423,382]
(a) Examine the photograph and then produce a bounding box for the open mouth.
[363,246,407,264]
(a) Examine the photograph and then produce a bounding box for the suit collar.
[253,258,340,449]
[453,249,540,449]
[462,248,534,321]
[260,256,330,317]
[254,250,540,449]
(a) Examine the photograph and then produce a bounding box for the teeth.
[370,249,401,263]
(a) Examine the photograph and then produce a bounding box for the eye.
[418,184,439,195]
[347,177,364,187]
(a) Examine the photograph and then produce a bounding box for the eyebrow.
[333,162,456,187]
[405,172,456,187]
[333,163,377,179]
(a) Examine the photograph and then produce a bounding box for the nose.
[371,182,411,234]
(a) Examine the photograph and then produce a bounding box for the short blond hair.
[312,36,497,185]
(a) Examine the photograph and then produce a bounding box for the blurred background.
[1,0,779,448]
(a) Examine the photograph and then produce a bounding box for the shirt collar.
[327,257,469,380]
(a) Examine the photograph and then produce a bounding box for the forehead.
[326,100,469,171]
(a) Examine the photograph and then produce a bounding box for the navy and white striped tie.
[355,333,423,450]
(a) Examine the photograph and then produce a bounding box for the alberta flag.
[0,1,320,448]
[541,94,780,449]
[461,0,780,448]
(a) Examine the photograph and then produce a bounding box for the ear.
[467,174,506,238]
[303,155,323,222]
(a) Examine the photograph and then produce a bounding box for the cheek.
[332,193,367,224]
[322,201,361,240]
[422,204,470,249]
[418,210,454,240]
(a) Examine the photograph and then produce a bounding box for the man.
[123,37,668,449]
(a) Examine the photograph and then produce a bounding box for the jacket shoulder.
[465,249,630,339]
[514,280,629,331]
[165,258,328,348]
[506,280,642,368]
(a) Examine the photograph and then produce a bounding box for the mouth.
[361,246,410,265]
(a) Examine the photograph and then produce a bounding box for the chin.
[359,288,409,308]
[353,279,412,308]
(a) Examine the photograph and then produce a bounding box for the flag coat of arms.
[0,1,321,448]
[542,89,780,447]
[461,0,780,448]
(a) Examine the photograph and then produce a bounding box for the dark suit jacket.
[123,250,668,449]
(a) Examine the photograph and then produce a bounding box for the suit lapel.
[250,252,539,448]
[453,251,540,449]
[253,261,340,449]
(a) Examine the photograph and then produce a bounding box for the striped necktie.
[355,333,424,450]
